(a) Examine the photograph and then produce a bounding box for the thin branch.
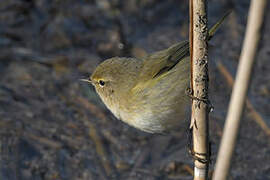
[213,0,268,179]
[128,146,151,180]
[77,97,116,178]
[24,133,63,149]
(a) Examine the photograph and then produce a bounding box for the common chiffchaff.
[84,14,228,133]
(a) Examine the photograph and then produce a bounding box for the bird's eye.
[99,80,105,86]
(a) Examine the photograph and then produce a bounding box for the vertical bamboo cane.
[212,1,267,179]
[190,0,210,179]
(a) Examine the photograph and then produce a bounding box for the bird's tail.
[208,11,231,41]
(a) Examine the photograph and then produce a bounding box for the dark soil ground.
[0,0,270,180]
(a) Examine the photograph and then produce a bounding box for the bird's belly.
[121,101,190,133]
[119,62,190,133]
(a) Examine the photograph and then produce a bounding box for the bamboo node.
[189,149,209,164]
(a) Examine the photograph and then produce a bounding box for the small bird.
[83,14,228,133]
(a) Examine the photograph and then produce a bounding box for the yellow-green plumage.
[90,13,228,133]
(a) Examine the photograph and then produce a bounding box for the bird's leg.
[185,87,214,112]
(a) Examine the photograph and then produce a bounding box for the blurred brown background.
[0,0,269,179]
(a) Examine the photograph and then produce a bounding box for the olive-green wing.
[132,11,230,91]
[137,40,189,83]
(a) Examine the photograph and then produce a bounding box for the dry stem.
[190,0,210,179]
[217,62,270,136]
[213,0,268,179]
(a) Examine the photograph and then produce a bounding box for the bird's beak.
[79,78,92,84]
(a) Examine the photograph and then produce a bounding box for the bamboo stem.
[212,1,267,179]
[190,0,210,179]
[189,0,194,90]
[217,62,270,136]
